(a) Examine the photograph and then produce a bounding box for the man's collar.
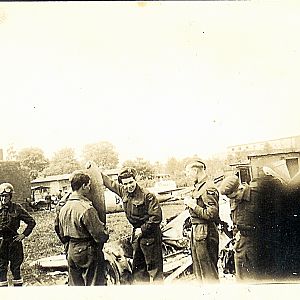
[0,201,12,210]
[194,175,208,189]
[126,184,140,198]
[68,191,90,202]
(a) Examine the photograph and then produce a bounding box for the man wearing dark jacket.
[102,167,163,283]
[0,182,36,287]
[219,175,259,281]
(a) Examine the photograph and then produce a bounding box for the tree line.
[6,141,251,184]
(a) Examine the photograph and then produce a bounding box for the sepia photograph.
[1,1,300,299]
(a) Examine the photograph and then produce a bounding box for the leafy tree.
[17,147,49,180]
[82,141,119,169]
[165,157,181,176]
[226,150,249,165]
[43,147,81,176]
[153,161,164,174]
[6,144,17,161]
[205,157,228,179]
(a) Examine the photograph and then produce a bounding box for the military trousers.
[234,234,258,282]
[67,240,105,286]
[131,228,163,284]
[0,237,24,287]
[190,224,219,283]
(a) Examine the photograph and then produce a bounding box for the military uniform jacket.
[189,177,219,241]
[102,174,162,236]
[58,192,108,244]
[0,202,36,238]
[230,183,259,232]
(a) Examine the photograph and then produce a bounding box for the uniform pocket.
[68,243,94,268]
[73,244,89,254]
[140,237,157,266]
[140,237,155,246]
[131,203,145,217]
[193,224,208,241]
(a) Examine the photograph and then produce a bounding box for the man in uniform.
[0,182,36,287]
[44,191,52,211]
[57,171,109,286]
[219,175,260,281]
[102,167,163,284]
[183,159,219,283]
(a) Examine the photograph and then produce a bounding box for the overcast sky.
[1,1,300,164]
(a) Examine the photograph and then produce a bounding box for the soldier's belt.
[69,237,93,243]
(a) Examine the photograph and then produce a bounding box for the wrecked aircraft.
[32,209,194,284]
[32,206,233,284]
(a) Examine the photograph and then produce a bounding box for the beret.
[219,175,240,196]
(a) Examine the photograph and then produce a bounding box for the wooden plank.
[164,256,193,283]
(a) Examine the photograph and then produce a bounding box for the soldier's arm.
[193,188,219,221]
[82,207,109,244]
[17,204,36,237]
[141,193,162,234]
[54,212,65,244]
[101,173,124,198]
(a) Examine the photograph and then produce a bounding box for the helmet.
[0,182,15,195]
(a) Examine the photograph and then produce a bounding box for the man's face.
[121,176,137,194]
[0,193,12,206]
[186,165,206,183]
[186,167,198,182]
[82,180,91,196]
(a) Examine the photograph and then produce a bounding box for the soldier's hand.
[183,197,197,210]
[235,231,241,242]
[135,228,142,237]
[13,234,25,242]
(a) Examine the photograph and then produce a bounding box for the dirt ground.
[19,201,186,286]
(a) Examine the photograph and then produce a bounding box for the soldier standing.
[219,175,260,281]
[0,183,36,287]
[44,191,52,211]
[102,167,163,284]
[57,171,109,286]
[184,159,219,283]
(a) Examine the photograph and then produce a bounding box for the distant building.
[31,174,71,200]
[31,169,121,200]
[228,135,300,155]
[248,150,300,180]
[224,150,300,184]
